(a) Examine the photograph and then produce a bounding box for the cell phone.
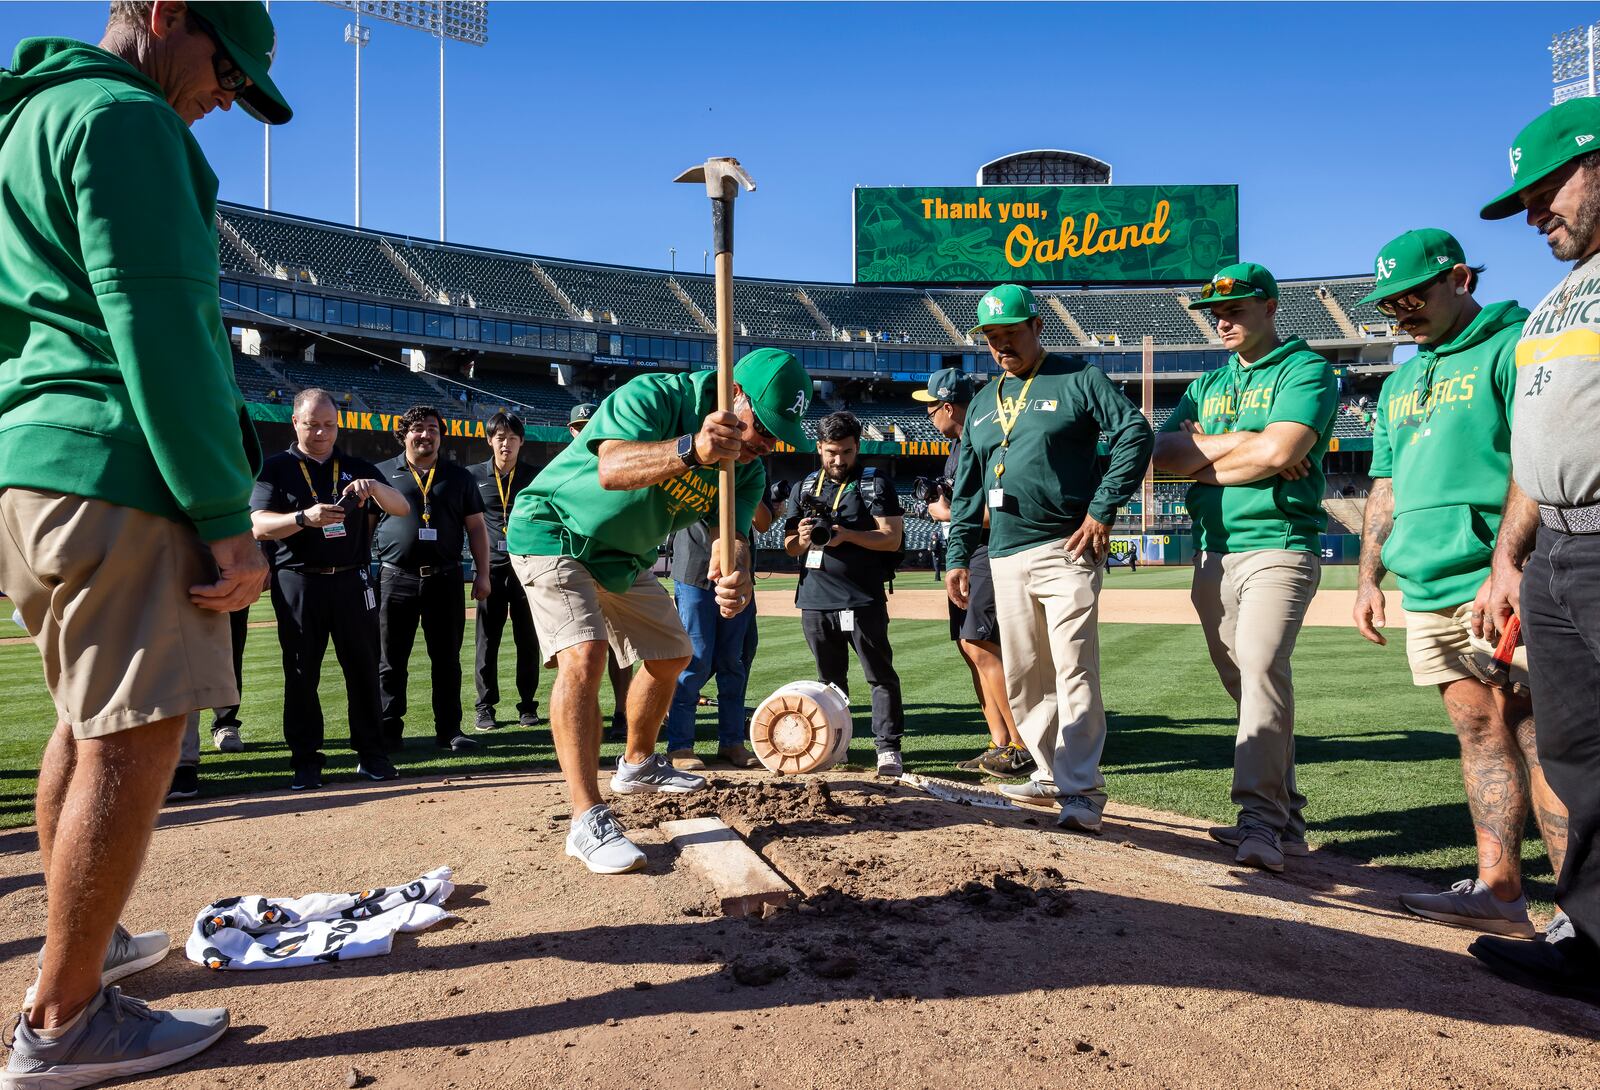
[338,490,363,512]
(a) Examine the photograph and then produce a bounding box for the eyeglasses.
[925,402,946,417]
[1374,274,1447,318]
[189,13,249,93]
[1199,277,1258,300]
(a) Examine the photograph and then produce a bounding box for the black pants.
[379,566,466,743]
[473,562,539,717]
[1522,526,1600,952]
[801,604,904,752]
[271,568,384,767]
[211,606,250,731]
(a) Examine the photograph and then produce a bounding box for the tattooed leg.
[1440,679,1530,901]
[1509,708,1571,881]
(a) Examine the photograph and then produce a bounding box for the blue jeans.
[665,582,755,751]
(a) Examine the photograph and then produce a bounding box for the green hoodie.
[0,38,258,541]
[1370,300,1527,611]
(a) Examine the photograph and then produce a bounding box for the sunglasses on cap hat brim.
[1199,277,1263,301]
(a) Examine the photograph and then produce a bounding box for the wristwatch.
[676,433,702,470]
[294,510,308,528]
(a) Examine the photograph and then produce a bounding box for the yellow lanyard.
[812,473,848,513]
[991,362,1041,481]
[492,464,514,532]
[409,462,437,524]
[297,458,339,504]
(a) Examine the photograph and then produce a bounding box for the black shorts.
[947,546,998,644]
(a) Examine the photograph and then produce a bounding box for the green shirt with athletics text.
[507,369,764,593]
[1160,338,1337,555]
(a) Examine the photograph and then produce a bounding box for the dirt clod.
[730,957,790,987]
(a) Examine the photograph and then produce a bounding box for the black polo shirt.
[373,454,485,570]
[468,458,537,567]
[251,445,385,572]
[783,467,903,611]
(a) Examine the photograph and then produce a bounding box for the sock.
[31,1001,89,1040]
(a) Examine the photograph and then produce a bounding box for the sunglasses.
[925,402,947,416]
[190,13,249,93]
[748,412,776,442]
[1199,277,1258,301]
[1374,274,1447,318]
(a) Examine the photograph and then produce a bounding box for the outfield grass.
[0,607,1550,903]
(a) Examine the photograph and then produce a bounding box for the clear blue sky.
[8,2,1598,307]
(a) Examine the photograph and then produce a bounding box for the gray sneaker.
[1399,879,1537,937]
[210,725,243,753]
[27,926,169,1008]
[1207,824,1310,857]
[3,985,227,1089]
[564,805,646,875]
[997,780,1063,809]
[610,753,706,795]
[1234,825,1285,873]
[1546,911,1576,943]
[1056,794,1103,834]
[875,750,903,778]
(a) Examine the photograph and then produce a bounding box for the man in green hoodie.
[0,2,290,1083]
[1351,229,1568,938]
[1153,262,1339,874]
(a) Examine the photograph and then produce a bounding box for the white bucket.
[749,680,853,775]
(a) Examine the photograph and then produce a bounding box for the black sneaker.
[437,734,481,753]
[979,744,1035,778]
[472,708,498,732]
[165,765,199,801]
[356,754,401,781]
[290,764,323,791]
[518,710,543,727]
[957,746,1005,772]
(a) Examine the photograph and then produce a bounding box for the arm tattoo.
[1358,479,1394,588]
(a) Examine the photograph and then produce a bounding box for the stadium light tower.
[1552,21,1600,104]
[322,1,489,239]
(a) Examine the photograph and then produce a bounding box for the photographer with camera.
[913,369,1032,779]
[782,411,908,776]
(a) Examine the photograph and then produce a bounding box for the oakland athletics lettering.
[658,467,718,519]
[1201,387,1273,422]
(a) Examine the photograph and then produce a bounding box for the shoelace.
[588,809,627,844]
[1445,878,1479,896]
[1062,794,1096,809]
[102,987,160,1027]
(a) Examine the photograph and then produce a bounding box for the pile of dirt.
[614,776,861,828]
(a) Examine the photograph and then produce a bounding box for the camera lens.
[811,523,832,547]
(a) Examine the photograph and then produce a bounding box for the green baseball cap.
[188,1,293,125]
[1185,262,1279,310]
[734,348,815,452]
[1358,229,1467,305]
[568,402,597,426]
[911,367,975,405]
[968,283,1039,335]
[1481,98,1600,220]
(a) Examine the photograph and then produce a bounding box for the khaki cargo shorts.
[511,553,691,668]
[1404,601,1528,688]
[0,489,237,739]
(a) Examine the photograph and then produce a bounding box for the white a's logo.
[789,389,807,416]
[1376,257,1397,280]
[1579,134,1596,147]
[1510,146,1523,176]
[986,296,1005,316]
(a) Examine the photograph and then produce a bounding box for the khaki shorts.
[0,489,237,739]
[1404,602,1529,688]
[511,553,691,668]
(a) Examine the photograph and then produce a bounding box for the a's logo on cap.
[789,389,807,417]
[986,296,1005,316]
[1376,257,1397,280]
[1510,146,1523,175]
[1579,134,1595,147]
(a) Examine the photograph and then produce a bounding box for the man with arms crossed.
[1353,229,1567,936]
[0,1,288,1081]
[509,349,811,873]
[947,285,1153,832]
[1153,262,1338,873]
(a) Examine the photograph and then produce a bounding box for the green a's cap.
[1358,229,1466,305]
[968,283,1039,335]
[911,367,975,405]
[188,1,292,125]
[1482,98,1600,220]
[734,348,815,452]
[1185,262,1279,310]
[568,402,597,425]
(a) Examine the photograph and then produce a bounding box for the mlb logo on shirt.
[1035,399,1058,412]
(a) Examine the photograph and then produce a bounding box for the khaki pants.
[989,539,1107,802]
[1190,549,1320,837]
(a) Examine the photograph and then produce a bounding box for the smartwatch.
[676,433,702,470]
[294,510,308,528]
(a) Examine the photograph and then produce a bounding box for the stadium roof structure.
[976,149,1112,186]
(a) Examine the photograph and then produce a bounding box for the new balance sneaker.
[957,746,1005,773]
[564,805,646,875]
[1056,794,1103,834]
[610,754,706,794]
[472,709,498,733]
[3,986,227,1090]
[717,745,760,769]
[28,925,170,1008]
[1207,824,1311,857]
[665,749,706,772]
[164,766,198,802]
[1399,879,1537,937]
[875,750,903,778]
[355,755,400,782]
[979,744,1035,778]
[210,725,243,753]
[998,780,1063,809]
[1234,825,1285,873]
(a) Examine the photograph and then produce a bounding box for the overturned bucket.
[749,681,853,775]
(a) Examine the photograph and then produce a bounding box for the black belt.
[383,562,461,578]
[1538,503,1600,534]
[283,564,362,576]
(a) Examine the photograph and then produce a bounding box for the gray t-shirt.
[670,518,754,590]
[1513,252,1600,506]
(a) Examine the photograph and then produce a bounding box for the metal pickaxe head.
[675,157,757,202]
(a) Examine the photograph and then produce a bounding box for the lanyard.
[492,465,515,530]
[408,461,437,524]
[991,361,1041,481]
[812,472,848,513]
[297,458,339,504]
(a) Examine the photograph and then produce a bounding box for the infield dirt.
[0,767,1591,1089]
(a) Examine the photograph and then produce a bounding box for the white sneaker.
[210,726,243,753]
[997,780,1063,809]
[875,750,903,778]
[610,753,706,795]
[564,805,646,875]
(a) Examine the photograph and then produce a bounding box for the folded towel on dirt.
[185,866,454,970]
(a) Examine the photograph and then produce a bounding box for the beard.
[1550,175,1600,262]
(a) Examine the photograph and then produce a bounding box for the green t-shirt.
[1160,338,1337,554]
[947,353,1153,568]
[1369,301,1526,611]
[507,370,764,593]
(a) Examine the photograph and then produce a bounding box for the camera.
[912,476,953,504]
[793,491,839,547]
[766,479,792,509]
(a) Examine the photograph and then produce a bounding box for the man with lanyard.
[375,405,492,755]
[914,368,1031,778]
[947,285,1152,832]
[1353,229,1568,937]
[1152,262,1338,873]
[782,411,908,777]
[252,388,410,788]
[1470,97,1600,1004]
[469,411,541,732]
[510,349,807,873]
[571,400,634,740]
